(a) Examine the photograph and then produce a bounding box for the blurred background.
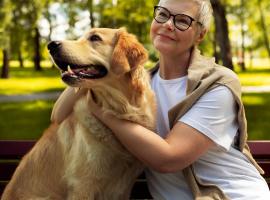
[0,0,270,140]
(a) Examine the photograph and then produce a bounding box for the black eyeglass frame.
[153,6,202,31]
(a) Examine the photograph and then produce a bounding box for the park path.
[0,86,270,103]
[0,91,61,103]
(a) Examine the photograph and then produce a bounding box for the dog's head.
[48,28,148,88]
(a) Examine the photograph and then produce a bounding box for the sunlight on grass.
[9,60,53,68]
[0,77,65,95]
[238,73,270,86]
[230,58,270,86]
[0,63,66,95]
[242,95,266,105]
[1,60,270,95]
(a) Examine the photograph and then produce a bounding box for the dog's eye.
[89,34,102,42]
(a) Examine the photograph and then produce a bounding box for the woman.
[52,0,270,199]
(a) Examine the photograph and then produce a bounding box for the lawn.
[0,63,270,140]
[236,68,270,86]
[0,62,65,95]
[1,62,270,95]
[0,100,54,140]
[242,93,270,140]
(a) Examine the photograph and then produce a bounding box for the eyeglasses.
[153,6,202,31]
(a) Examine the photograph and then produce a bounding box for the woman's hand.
[51,87,88,124]
[87,90,110,123]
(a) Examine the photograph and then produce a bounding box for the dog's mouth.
[62,64,107,80]
[54,60,108,80]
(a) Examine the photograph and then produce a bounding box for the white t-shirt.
[146,71,270,200]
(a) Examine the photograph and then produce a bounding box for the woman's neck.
[158,49,192,80]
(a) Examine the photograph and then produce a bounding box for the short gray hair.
[158,0,213,31]
[193,0,213,31]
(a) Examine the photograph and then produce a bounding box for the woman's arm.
[89,97,215,173]
[51,87,88,124]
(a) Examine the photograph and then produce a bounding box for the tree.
[239,0,246,70]
[257,0,270,59]
[211,0,234,70]
[0,0,11,78]
[93,0,157,44]
[87,0,95,28]
[10,0,26,68]
[11,0,47,71]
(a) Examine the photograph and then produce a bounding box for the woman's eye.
[158,12,168,18]
[175,17,191,26]
[89,34,102,42]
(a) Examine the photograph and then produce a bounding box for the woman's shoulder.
[212,64,242,93]
[214,64,239,82]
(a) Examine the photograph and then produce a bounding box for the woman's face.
[150,0,204,57]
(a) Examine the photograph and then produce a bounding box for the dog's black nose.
[47,41,62,55]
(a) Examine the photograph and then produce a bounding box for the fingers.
[87,90,104,119]
[51,87,88,123]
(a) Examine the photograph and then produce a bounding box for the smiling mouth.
[158,34,175,41]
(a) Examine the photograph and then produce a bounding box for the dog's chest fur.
[57,96,142,195]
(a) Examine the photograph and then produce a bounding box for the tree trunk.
[258,0,270,59]
[210,0,234,70]
[249,49,253,68]
[1,49,9,79]
[88,0,95,28]
[239,0,246,71]
[18,49,24,68]
[213,24,220,63]
[33,27,42,71]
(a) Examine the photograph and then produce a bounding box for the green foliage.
[0,0,12,48]
[94,0,158,43]
[1,0,269,63]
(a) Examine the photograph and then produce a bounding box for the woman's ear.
[110,28,148,75]
[195,28,207,45]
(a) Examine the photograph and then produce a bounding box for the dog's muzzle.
[47,41,108,85]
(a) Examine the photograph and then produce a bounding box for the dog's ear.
[110,28,148,75]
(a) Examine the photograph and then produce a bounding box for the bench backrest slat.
[247,140,270,159]
[0,140,35,159]
[0,162,19,180]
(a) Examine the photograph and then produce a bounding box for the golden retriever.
[1,28,156,200]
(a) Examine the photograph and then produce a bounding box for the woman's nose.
[163,16,175,31]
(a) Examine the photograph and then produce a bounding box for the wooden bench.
[0,140,269,199]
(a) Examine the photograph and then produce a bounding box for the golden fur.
[2,28,156,200]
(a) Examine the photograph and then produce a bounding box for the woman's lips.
[157,33,175,41]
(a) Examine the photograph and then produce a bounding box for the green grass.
[0,63,65,95]
[0,93,270,140]
[236,68,270,86]
[242,92,270,140]
[0,100,53,140]
[1,61,270,96]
